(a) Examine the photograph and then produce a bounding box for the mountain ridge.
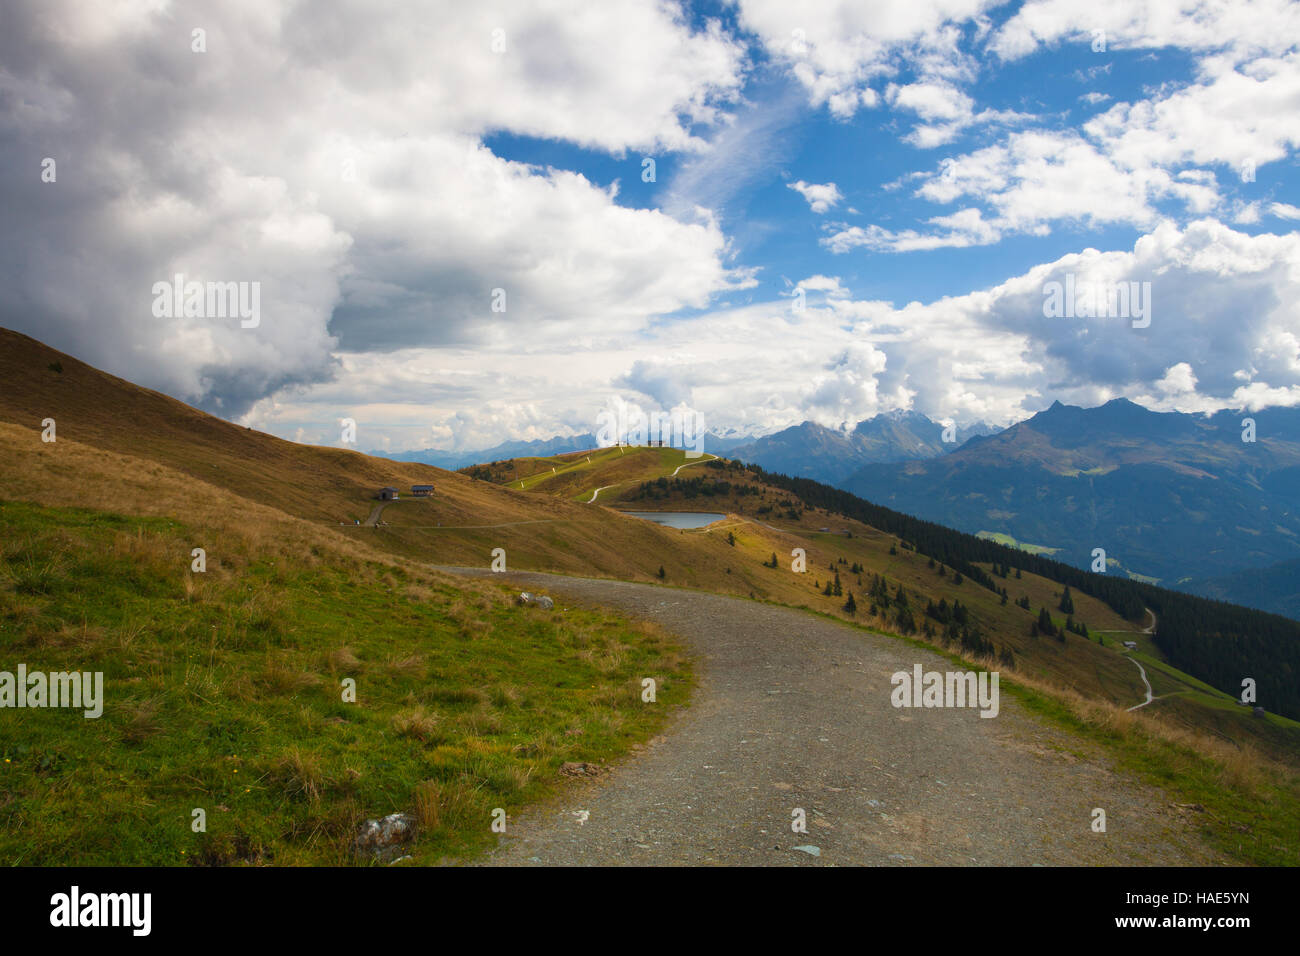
[727,412,997,484]
[844,397,1300,601]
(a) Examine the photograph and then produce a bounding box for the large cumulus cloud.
[0,0,749,415]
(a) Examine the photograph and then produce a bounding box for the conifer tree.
[1037,606,1054,636]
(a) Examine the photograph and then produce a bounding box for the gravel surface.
[443,568,1224,867]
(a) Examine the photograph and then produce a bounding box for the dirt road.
[443,569,1221,866]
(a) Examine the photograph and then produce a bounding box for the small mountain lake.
[618,511,727,529]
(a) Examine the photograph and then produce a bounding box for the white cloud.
[1083,52,1300,175]
[1156,361,1197,394]
[824,207,1000,253]
[796,274,846,293]
[0,0,751,414]
[990,0,1300,64]
[735,0,1001,118]
[1234,201,1263,224]
[849,48,1297,253]
[254,218,1300,447]
[829,15,1300,253]
[788,180,844,213]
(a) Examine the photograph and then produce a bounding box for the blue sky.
[4,0,1299,451]
[490,26,1293,311]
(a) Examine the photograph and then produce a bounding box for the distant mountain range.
[843,398,1300,610]
[378,411,990,478]
[727,410,998,485]
[375,430,756,470]
[376,434,602,470]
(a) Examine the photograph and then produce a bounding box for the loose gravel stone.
[443,568,1224,867]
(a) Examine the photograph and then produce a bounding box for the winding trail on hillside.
[581,454,719,504]
[442,569,1220,866]
[670,453,718,476]
[586,485,615,504]
[1124,609,1158,711]
[1124,656,1156,711]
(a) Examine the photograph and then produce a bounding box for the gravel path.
[443,568,1223,867]
[669,453,718,476]
[585,485,615,503]
[1124,654,1156,711]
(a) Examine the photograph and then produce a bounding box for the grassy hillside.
[0,498,689,865]
[0,330,695,865]
[2,327,1297,865]
[463,445,711,501]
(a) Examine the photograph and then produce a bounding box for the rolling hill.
[0,329,698,865]
[3,326,1299,866]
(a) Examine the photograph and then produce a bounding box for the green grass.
[999,681,1300,866]
[485,446,708,500]
[508,446,629,492]
[0,500,691,865]
[975,531,1060,555]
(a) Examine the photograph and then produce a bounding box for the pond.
[617,511,728,529]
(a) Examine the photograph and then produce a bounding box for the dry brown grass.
[383,653,424,677]
[5,413,1288,776]
[272,747,328,804]
[120,697,164,745]
[460,704,504,737]
[256,654,321,696]
[392,706,441,742]
[411,778,480,831]
[326,645,363,675]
